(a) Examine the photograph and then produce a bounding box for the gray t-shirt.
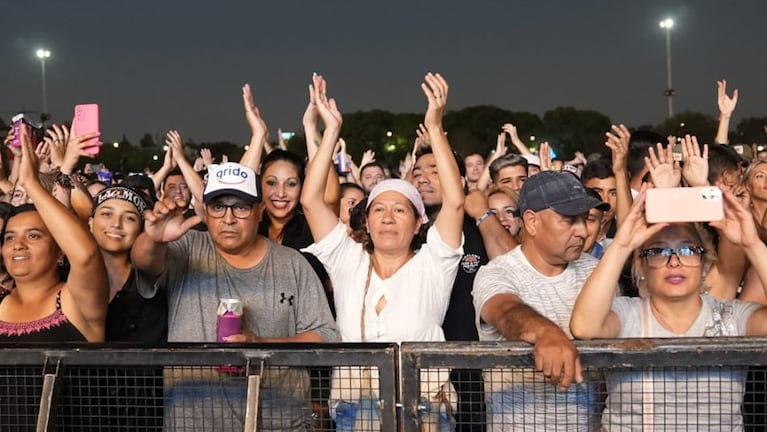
[603,295,760,431]
[162,230,339,343]
[472,246,600,431]
[159,230,340,432]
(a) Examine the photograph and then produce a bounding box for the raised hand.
[143,197,201,243]
[679,134,709,187]
[415,123,430,148]
[17,125,41,189]
[165,130,186,164]
[494,132,508,160]
[312,74,342,132]
[48,121,100,174]
[200,148,214,167]
[605,124,631,174]
[611,185,668,251]
[645,142,681,188]
[35,140,52,173]
[277,128,287,150]
[539,141,552,171]
[359,149,376,168]
[242,84,268,139]
[717,80,738,118]
[501,123,519,142]
[710,185,760,249]
[421,72,448,130]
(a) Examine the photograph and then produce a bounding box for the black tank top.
[0,289,87,342]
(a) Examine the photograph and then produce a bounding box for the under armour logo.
[279,292,294,306]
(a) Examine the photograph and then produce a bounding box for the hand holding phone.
[645,187,724,223]
[73,104,100,155]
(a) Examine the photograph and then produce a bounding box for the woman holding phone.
[302,73,464,431]
[570,186,767,430]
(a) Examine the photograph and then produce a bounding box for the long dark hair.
[257,150,307,242]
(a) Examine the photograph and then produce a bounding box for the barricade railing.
[0,338,766,431]
[400,338,767,431]
[0,343,398,431]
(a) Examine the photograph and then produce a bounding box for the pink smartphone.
[73,104,100,155]
[645,187,724,223]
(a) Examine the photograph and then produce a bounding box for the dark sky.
[3,1,765,147]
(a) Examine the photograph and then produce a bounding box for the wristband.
[55,171,74,189]
[476,210,496,227]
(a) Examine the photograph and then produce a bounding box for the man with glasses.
[132,162,339,431]
[472,171,609,431]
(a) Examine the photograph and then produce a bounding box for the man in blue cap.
[472,171,609,431]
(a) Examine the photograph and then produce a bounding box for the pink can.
[216,298,243,342]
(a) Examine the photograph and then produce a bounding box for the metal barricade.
[400,338,767,432]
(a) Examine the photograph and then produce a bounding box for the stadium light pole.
[659,19,674,118]
[36,48,51,122]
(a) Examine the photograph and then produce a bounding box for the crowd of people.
[1,75,766,431]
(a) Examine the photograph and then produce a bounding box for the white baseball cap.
[203,163,259,204]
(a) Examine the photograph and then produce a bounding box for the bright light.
[152,155,159,161]
[244,145,250,151]
[386,131,393,138]
[659,18,674,29]
[36,49,51,59]
[385,143,396,152]
[113,142,119,148]
[680,122,685,127]
[163,145,169,151]
[530,135,536,141]
[528,147,536,154]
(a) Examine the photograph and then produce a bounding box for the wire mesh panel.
[0,366,44,431]
[401,339,767,432]
[0,343,398,432]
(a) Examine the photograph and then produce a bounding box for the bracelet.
[55,171,74,189]
[476,210,496,227]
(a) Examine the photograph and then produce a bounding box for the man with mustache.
[472,171,609,431]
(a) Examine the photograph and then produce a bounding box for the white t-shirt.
[303,222,464,401]
[472,245,598,342]
[472,246,601,431]
[603,295,761,431]
[304,222,463,343]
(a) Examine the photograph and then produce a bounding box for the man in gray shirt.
[472,171,609,431]
[132,162,339,431]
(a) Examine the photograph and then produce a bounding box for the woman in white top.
[570,186,767,431]
[301,73,465,431]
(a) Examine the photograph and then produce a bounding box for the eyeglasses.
[206,202,254,219]
[640,246,705,268]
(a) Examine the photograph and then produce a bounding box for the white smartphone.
[645,187,724,223]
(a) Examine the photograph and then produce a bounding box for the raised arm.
[464,190,516,258]
[606,124,633,228]
[152,147,176,196]
[238,83,269,172]
[165,130,204,206]
[571,187,666,339]
[714,80,738,145]
[421,73,464,248]
[476,132,507,191]
[18,125,108,339]
[300,74,343,243]
[501,123,532,155]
